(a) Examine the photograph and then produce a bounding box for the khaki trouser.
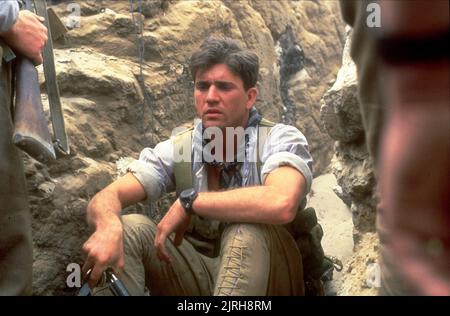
[95,214,304,296]
[0,46,33,295]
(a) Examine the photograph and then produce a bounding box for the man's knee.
[215,223,271,295]
[121,214,156,248]
[122,214,154,229]
[222,223,269,239]
[220,223,271,256]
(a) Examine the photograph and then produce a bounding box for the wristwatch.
[179,188,198,215]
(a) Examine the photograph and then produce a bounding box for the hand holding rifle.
[3,0,70,164]
[0,9,47,65]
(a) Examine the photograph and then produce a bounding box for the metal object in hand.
[77,268,130,296]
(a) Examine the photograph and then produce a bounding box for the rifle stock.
[13,56,56,164]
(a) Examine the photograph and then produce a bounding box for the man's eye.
[196,82,210,91]
[216,82,233,91]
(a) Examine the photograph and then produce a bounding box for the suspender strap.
[173,127,194,196]
[256,118,276,183]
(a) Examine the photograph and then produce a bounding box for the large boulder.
[320,28,364,143]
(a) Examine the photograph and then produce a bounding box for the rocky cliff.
[25,0,346,295]
[319,29,379,295]
[320,28,376,239]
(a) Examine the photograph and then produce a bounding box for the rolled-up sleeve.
[260,124,313,195]
[0,1,19,33]
[126,139,175,202]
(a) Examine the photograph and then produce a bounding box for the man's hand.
[81,173,147,289]
[0,10,48,65]
[154,200,191,264]
[82,216,125,289]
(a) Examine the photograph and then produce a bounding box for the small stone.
[38,181,56,198]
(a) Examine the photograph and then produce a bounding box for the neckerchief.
[202,107,262,189]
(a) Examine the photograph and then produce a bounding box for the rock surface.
[319,30,377,238]
[307,173,379,296]
[306,174,353,295]
[320,28,363,143]
[24,0,350,295]
[318,29,379,296]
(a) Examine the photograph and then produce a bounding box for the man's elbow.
[276,196,298,224]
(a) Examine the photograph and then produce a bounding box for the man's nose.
[206,85,219,103]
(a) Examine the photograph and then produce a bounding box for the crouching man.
[82,37,313,296]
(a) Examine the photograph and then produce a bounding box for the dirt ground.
[307,174,379,296]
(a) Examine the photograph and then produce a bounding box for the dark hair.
[189,37,259,90]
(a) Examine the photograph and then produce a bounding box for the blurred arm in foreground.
[340,0,449,295]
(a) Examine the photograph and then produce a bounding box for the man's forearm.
[86,189,123,231]
[86,173,147,231]
[192,185,298,225]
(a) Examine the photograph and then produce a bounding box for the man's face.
[194,64,257,129]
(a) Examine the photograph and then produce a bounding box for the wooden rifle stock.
[12,56,56,164]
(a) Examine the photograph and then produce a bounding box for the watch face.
[181,188,195,199]
[180,189,197,214]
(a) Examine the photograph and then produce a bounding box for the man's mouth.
[204,109,222,115]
